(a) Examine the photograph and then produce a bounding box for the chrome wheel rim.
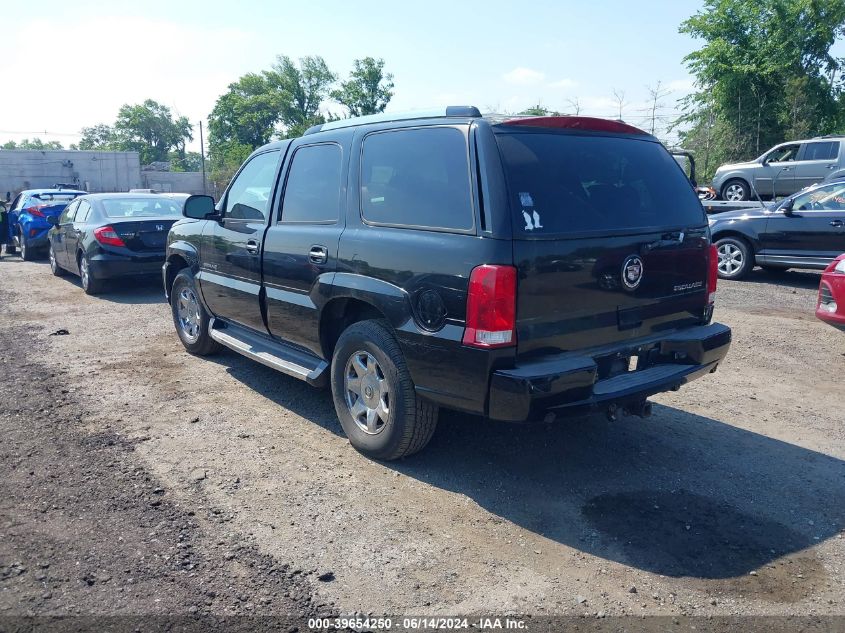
[725,184,745,201]
[717,242,744,276]
[80,257,90,288]
[344,351,389,435]
[49,245,57,272]
[176,287,201,343]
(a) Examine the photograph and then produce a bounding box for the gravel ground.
[0,256,843,624]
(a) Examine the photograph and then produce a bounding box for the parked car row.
[5,110,842,460]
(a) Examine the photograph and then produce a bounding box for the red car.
[817,254,845,331]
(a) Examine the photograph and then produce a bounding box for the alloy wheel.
[717,242,744,276]
[344,350,390,435]
[176,287,201,343]
[80,257,90,290]
[725,184,745,201]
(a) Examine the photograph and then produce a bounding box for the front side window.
[361,127,473,231]
[224,150,280,221]
[793,183,845,211]
[280,144,342,223]
[800,141,839,161]
[59,200,80,224]
[75,201,91,222]
[767,144,800,162]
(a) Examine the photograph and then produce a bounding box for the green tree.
[331,57,394,117]
[2,138,63,150]
[268,55,336,137]
[78,124,117,150]
[675,0,845,181]
[113,99,193,164]
[209,73,282,150]
[168,151,204,172]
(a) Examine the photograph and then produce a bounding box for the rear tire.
[79,252,104,295]
[715,236,754,280]
[170,269,221,356]
[19,234,36,261]
[49,243,65,276]
[331,320,438,460]
[721,179,750,202]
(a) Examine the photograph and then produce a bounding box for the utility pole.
[199,120,207,195]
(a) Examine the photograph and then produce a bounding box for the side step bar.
[209,319,328,387]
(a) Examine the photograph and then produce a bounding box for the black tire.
[170,269,221,356]
[78,252,104,295]
[715,236,754,280]
[331,320,438,460]
[49,242,65,276]
[760,265,790,274]
[721,179,750,202]
[19,234,36,261]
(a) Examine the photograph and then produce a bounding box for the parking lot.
[1,258,844,618]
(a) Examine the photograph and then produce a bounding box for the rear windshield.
[31,194,79,206]
[495,132,705,235]
[102,198,182,218]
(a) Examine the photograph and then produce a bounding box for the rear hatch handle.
[642,230,685,253]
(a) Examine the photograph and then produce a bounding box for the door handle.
[830,220,844,227]
[245,239,260,254]
[781,167,791,172]
[827,164,837,169]
[309,245,328,264]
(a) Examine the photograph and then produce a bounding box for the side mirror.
[46,215,59,226]
[781,198,795,216]
[183,195,216,220]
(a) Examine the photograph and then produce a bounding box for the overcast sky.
[1,0,713,150]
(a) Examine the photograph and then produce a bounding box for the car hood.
[716,160,759,173]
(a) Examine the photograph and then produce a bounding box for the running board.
[209,319,328,387]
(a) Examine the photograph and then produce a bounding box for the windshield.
[102,198,183,218]
[495,131,706,235]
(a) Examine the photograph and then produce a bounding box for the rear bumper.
[89,251,165,280]
[488,322,732,421]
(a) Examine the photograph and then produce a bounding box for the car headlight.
[835,259,845,274]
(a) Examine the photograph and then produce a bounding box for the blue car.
[7,189,87,260]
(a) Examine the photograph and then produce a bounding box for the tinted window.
[361,128,473,231]
[76,201,92,222]
[225,150,280,221]
[793,183,845,211]
[767,144,800,162]
[280,144,342,223]
[59,200,80,223]
[495,132,706,235]
[801,141,839,161]
[101,197,182,218]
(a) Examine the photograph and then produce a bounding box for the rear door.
[263,140,347,355]
[794,141,840,191]
[198,149,282,332]
[493,126,711,357]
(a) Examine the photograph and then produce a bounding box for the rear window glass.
[495,132,706,235]
[102,198,182,218]
[30,194,78,206]
[802,141,839,161]
[361,127,473,231]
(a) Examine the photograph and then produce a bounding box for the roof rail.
[813,134,845,139]
[304,106,482,135]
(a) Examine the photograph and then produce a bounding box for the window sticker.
[522,209,543,231]
[519,192,534,207]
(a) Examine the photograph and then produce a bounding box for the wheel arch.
[319,296,390,361]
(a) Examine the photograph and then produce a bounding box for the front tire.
[331,320,438,460]
[715,236,754,280]
[49,243,65,276]
[722,179,750,202]
[170,269,220,356]
[79,253,104,295]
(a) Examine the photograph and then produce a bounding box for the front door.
[198,149,283,332]
[263,141,346,356]
[53,199,80,268]
[65,199,92,271]
[794,140,840,191]
[761,182,845,264]
[754,143,799,198]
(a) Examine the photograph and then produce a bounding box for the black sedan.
[47,193,187,294]
[709,180,845,279]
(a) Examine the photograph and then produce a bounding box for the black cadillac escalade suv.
[163,107,731,460]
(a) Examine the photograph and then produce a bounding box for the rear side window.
[801,141,839,161]
[361,127,473,231]
[280,144,342,223]
[495,132,706,235]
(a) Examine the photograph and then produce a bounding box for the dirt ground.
[1,255,844,625]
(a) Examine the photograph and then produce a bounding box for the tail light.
[93,225,127,248]
[462,265,517,348]
[707,244,718,305]
[25,206,46,218]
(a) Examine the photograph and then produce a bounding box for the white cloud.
[548,78,577,90]
[502,67,545,85]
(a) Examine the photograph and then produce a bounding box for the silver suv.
[712,136,845,201]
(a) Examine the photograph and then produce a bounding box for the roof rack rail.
[304,106,482,135]
[813,134,845,139]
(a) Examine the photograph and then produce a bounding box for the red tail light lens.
[25,206,46,218]
[707,244,718,304]
[462,265,517,348]
[93,225,127,247]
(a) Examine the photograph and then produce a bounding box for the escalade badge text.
[621,255,644,290]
